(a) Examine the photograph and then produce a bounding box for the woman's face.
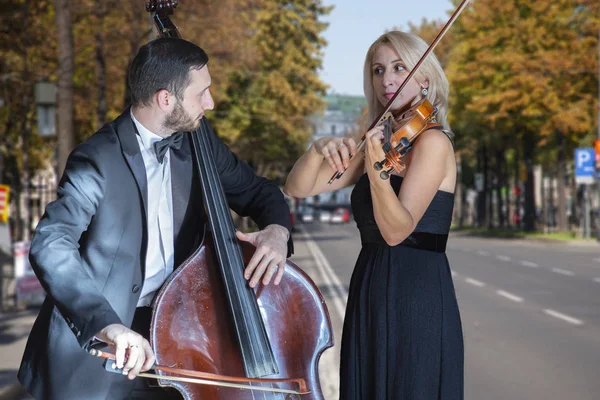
[371,44,425,110]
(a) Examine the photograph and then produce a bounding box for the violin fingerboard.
[383,117,393,143]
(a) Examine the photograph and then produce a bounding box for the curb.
[450,230,600,247]
[0,383,28,400]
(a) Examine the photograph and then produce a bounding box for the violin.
[90,1,334,398]
[327,0,471,183]
[373,97,440,180]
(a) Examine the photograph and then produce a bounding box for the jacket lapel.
[170,133,193,243]
[114,109,148,222]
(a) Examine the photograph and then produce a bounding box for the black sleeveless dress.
[339,173,464,399]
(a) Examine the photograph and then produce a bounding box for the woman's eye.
[373,67,383,75]
[394,64,405,72]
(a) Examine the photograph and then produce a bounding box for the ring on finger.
[337,142,345,148]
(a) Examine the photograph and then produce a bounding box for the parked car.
[319,210,331,223]
[298,206,315,223]
[330,207,350,224]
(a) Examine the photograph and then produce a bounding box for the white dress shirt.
[130,110,175,307]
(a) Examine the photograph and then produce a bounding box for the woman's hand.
[364,126,387,183]
[312,136,358,174]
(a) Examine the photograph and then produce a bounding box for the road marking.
[496,255,511,262]
[477,250,489,256]
[544,309,583,325]
[465,278,485,287]
[496,290,523,303]
[451,270,458,277]
[301,229,347,320]
[595,258,600,263]
[552,268,574,276]
[594,278,600,283]
[521,261,539,268]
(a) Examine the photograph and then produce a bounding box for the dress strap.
[441,129,455,148]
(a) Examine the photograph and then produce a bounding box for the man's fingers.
[115,341,126,369]
[129,349,146,380]
[249,257,271,288]
[141,341,156,372]
[261,259,281,286]
[273,261,286,285]
[244,248,266,279]
[236,230,257,246]
[123,343,139,374]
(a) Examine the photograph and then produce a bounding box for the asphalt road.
[298,221,600,400]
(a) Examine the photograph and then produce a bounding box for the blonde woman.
[284,31,463,399]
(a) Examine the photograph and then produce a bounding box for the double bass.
[92,1,333,398]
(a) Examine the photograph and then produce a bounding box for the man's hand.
[96,324,156,380]
[236,224,289,288]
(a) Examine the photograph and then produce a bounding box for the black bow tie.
[153,133,183,163]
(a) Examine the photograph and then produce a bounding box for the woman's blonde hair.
[363,31,451,133]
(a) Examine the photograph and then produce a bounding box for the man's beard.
[163,101,201,133]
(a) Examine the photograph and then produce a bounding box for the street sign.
[0,184,9,223]
[474,172,484,192]
[575,148,595,184]
[594,139,600,180]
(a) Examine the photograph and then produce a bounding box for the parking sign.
[575,148,594,184]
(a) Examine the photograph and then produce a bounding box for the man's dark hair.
[128,37,209,107]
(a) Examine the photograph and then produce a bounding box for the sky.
[319,0,454,96]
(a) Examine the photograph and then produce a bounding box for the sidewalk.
[0,230,340,400]
[0,309,36,400]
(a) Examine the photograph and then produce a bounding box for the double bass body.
[151,232,334,399]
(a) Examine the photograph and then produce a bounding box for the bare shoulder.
[411,128,453,155]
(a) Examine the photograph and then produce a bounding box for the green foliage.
[212,0,332,181]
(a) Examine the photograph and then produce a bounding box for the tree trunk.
[484,145,493,229]
[556,133,568,232]
[476,145,486,228]
[523,134,536,232]
[455,154,464,227]
[514,145,521,228]
[95,3,108,130]
[55,0,75,178]
[495,149,505,228]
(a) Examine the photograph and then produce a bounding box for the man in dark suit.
[18,37,293,399]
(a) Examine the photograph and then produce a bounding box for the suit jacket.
[18,109,293,400]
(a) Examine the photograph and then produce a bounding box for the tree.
[55,0,75,177]
[0,0,57,240]
[212,0,332,181]
[446,0,599,231]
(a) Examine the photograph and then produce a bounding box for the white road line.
[301,229,347,320]
[594,278,600,283]
[544,309,583,326]
[521,261,539,268]
[496,255,511,262]
[496,290,524,303]
[465,278,485,287]
[477,250,489,256]
[451,270,458,277]
[594,258,600,263]
[552,268,574,276]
